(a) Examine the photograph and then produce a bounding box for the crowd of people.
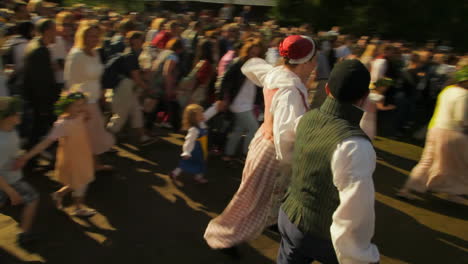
[0,1,467,263]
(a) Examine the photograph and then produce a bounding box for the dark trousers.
[277,209,339,264]
[26,105,56,149]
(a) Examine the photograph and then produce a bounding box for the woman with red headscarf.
[204,35,318,257]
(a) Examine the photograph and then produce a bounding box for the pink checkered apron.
[204,126,280,248]
[204,81,309,249]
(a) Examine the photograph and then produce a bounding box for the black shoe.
[18,232,39,248]
[218,246,241,260]
[268,224,280,234]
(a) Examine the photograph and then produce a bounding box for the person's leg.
[170,167,183,180]
[51,185,71,209]
[21,199,38,232]
[168,100,181,132]
[398,130,435,197]
[194,173,208,183]
[107,79,133,134]
[277,209,314,264]
[129,90,152,142]
[241,111,259,155]
[15,181,40,233]
[72,185,96,216]
[224,113,245,157]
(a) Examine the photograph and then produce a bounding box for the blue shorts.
[0,180,39,206]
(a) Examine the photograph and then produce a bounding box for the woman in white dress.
[64,20,115,170]
[397,66,468,204]
[204,35,318,256]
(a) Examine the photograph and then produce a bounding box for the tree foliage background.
[63,0,145,13]
[273,0,468,51]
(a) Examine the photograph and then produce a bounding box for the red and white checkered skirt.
[204,128,281,249]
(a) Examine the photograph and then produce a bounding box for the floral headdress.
[54,91,87,116]
[454,66,468,83]
[374,77,394,88]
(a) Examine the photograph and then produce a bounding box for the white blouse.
[432,86,468,133]
[242,58,308,164]
[64,48,104,104]
[331,137,380,264]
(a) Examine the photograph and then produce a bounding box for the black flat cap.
[328,59,370,103]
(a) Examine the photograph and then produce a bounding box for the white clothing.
[330,137,380,264]
[432,86,468,133]
[229,79,257,113]
[65,48,104,104]
[360,93,385,140]
[242,58,308,164]
[181,105,218,158]
[265,47,281,66]
[48,36,67,84]
[107,78,143,133]
[6,37,29,71]
[370,58,387,84]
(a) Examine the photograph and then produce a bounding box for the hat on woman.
[279,35,317,64]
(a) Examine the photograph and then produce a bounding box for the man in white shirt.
[278,60,380,264]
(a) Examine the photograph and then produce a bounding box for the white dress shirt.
[330,136,380,264]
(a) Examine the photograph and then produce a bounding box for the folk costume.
[204,36,316,249]
[277,60,380,264]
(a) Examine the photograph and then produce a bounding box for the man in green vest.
[277,59,380,264]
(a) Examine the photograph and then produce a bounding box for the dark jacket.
[215,58,263,106]
[23,37,59,110]
[215,58,246,102]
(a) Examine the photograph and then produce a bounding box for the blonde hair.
[27,0,43,13]
[182,104,204,130]
[361,44,377,59]
[56,11,74,26]
[74,20,101,50]
[239,38,263,59]
[151,18,167,31]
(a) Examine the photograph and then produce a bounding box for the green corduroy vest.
[281,97,370,241]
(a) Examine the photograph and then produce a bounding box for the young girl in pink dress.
[17,92,96,216]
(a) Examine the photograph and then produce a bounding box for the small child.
[0,97,39,246]
[360,78,396,140]
[16,92,96,217]
[170,103,218,183]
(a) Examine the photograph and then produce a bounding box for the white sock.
[172,168,182,176]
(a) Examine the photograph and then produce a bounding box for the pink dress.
[48,114,94,190]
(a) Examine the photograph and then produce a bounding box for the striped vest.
[281,97,369,240]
